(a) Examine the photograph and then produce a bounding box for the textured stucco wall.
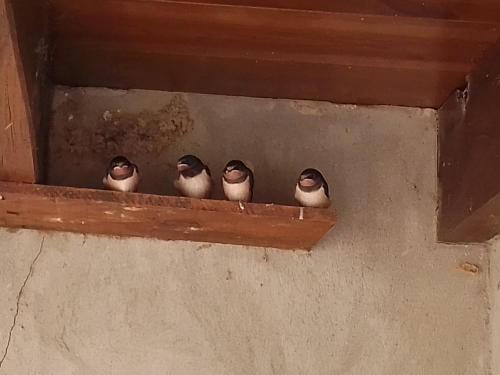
[491,241,500,375]
[0,89,493,374]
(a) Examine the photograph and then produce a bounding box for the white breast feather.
[223,176,251,202]
[295,185,330,208]
[105,169,140,192]
[175,170,212,199]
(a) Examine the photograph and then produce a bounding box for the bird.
[174,155,212,199]
[294,168,331,208]
[222,160,254,202]
[102,156,140,192]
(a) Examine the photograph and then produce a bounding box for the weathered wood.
[438,42,500,243]
[0,182,336,250]
[0,0,48,183]
[50,0,500,108]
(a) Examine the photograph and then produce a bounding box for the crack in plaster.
[0,236,45,369]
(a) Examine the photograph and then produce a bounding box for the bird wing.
[323,181,330,198]
[248,168,254,201]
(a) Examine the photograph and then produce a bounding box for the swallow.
[222,160,254,202]
[174,155,213,199]
[102,156,140,192]
[294,168,331,208]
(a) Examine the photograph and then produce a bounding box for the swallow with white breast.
[102,156,140,192]
[174,155,213,199]
[222,160,254,202]
[294,168,331,208]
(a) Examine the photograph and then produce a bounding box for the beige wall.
[0,90,493,374]
[491,240,500,375]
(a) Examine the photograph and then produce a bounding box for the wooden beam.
[50,0,500,108]
[0,0,49,183]
[0,182,336,250]
[172,0,500,23]
[438,42,500,243]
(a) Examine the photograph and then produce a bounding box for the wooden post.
[438,42,500,242]
[0,0,48,183]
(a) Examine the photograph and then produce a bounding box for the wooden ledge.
[0,182,336,250]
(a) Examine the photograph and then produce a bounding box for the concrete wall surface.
[0,89,493,374]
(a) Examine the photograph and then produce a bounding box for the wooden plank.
[0,182,336,250]
[50,0,500,108]
[163,0,500,23]
[438,42,500,243]
[54,49,466,108]
[0,0,48,183]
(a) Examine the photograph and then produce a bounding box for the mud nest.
[61,94,194,156]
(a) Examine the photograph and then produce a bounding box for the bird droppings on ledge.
[123,207,146,212]
[102,110,113,122]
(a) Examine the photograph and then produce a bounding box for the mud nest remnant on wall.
[59,94,194,156]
